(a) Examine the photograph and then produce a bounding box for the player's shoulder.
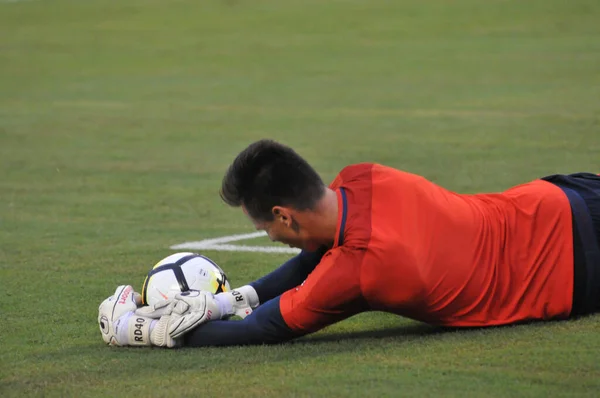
[329,163,377,189]
[329,163,421,189]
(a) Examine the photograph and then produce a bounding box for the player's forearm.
[250,247,326,304]
[182,297,302,347]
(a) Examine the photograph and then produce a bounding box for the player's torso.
[336,164,574,326]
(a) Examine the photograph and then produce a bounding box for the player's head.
[220,139,326,250]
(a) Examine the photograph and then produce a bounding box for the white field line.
[170,231,301,254]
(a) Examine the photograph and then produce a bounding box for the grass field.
[1,0,600,396]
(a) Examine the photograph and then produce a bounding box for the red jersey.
[279,163,574,332]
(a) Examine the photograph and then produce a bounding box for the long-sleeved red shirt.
[280,163,574,331]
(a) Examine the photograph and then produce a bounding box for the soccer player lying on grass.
[98,139,600,348]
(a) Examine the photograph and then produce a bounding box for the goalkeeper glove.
[98,285,180,348]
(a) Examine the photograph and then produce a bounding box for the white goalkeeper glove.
[135,285,259,339]
[98,285,180,348]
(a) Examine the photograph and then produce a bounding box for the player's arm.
[183,296,300,346]
[206,247,327,320]
[183,248,368,347]
[246,247,327,304]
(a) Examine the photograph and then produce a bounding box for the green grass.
[1,0,600,396]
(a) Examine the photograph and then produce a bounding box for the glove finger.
[135,300,175,318]
[172,300,191,315]
[156,299,175,309]
[168,318,190,339]
[133,292,143,306]
[168,311,205,339]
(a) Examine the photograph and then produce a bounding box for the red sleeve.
[279,247,369,333]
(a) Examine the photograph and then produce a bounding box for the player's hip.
[542,172,600,316]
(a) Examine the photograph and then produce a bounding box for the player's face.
[243,205,317,251]
[261,218,302,248]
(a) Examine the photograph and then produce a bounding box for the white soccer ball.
[141,252,231,307]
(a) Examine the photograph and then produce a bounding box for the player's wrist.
[235,285,260,309]
[214,285,259,319]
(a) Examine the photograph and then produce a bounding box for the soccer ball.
[141,252,231,307]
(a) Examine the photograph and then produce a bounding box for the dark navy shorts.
[542,173,600,316]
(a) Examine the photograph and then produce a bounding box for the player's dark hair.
[220,139,326,221]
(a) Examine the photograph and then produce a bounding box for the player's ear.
[272,206,292,227]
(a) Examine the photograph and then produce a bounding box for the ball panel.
[144,268,182,307]
[152,252,196,269]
